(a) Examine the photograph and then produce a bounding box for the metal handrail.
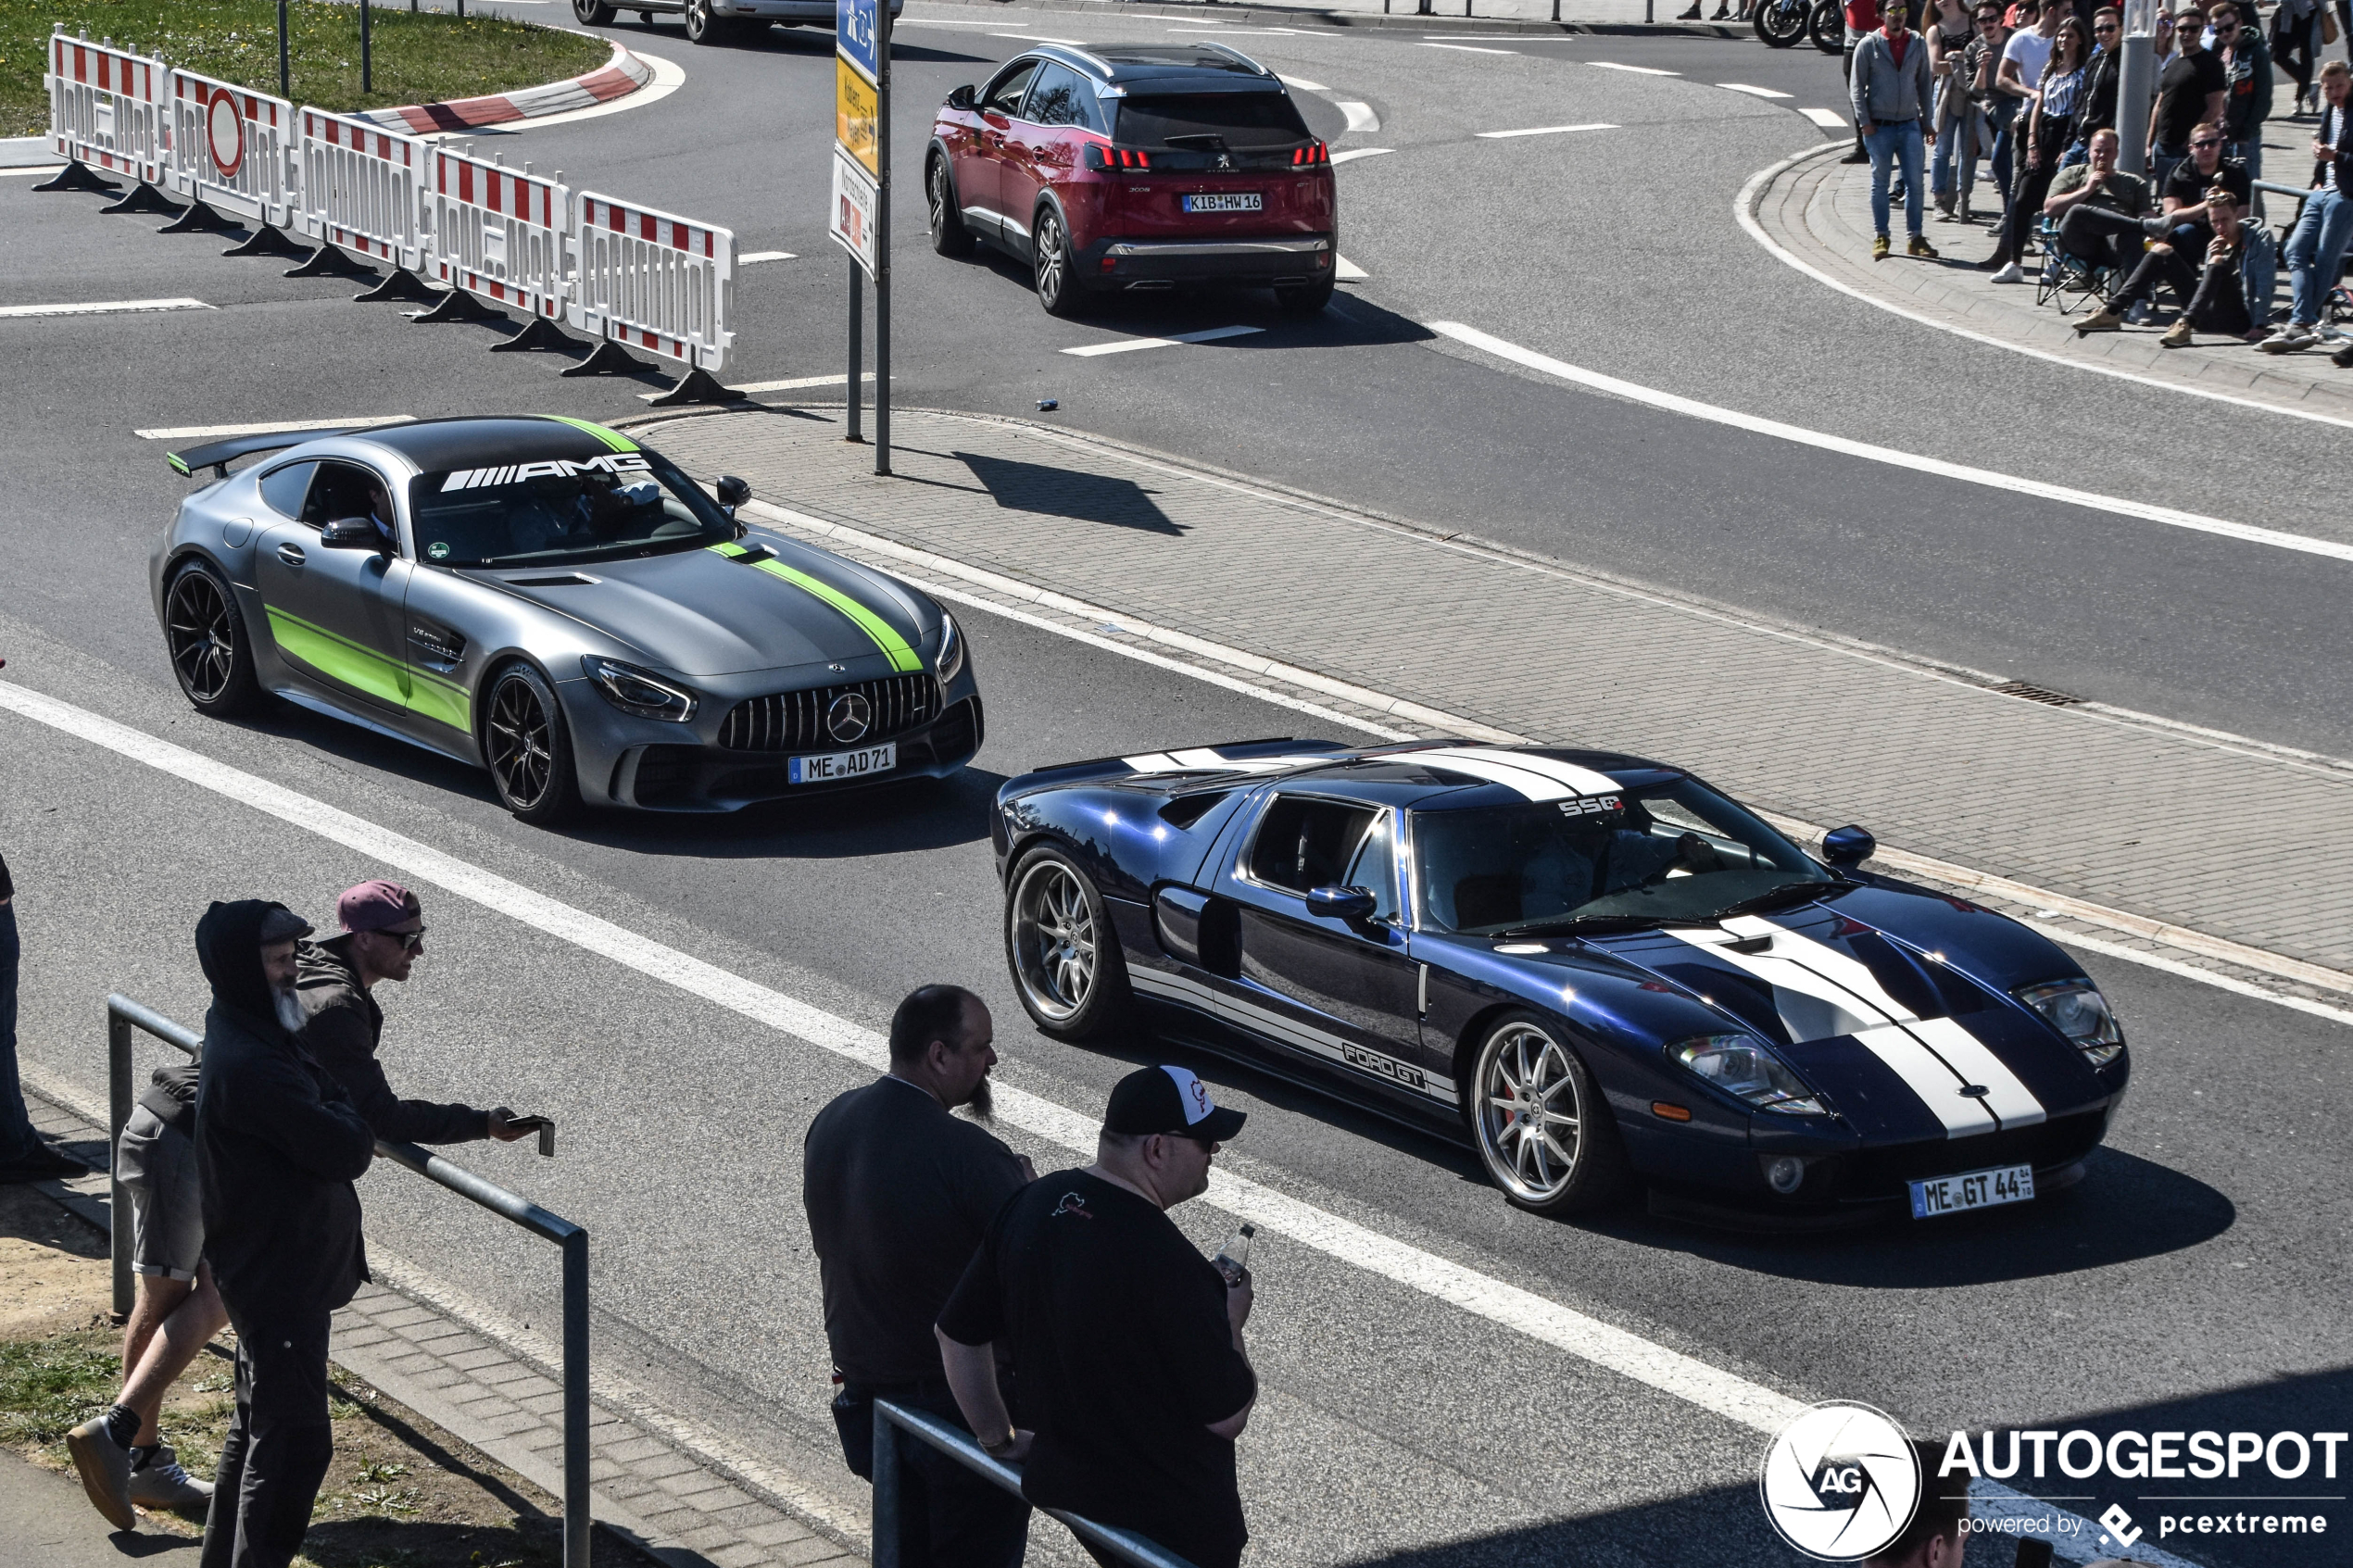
[105,993,591,1568]
[874,1399,1201,1568]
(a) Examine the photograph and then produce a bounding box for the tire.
[1754,0,1805,46]
[481,663,582,825]
[573,0,616,22]
[1275,275,1335,315]
[1032,207,1084,318]
[1004,845,1132,1040]
[684,0,741,44]
[163,559,264,717]
[1808,0,1843,53]
[928,155,975,257]
[1464,1011,1630,1216]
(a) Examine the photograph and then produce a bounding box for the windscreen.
[1114,91,1310,150]
[1413,778,1831,935]
[408,451,734,568]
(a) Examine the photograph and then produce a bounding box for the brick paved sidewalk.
[21,1089,862,1568]
[640,404,2353,985]
[1753,137,2353,425]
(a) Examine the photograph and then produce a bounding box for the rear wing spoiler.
[167,427,372,480]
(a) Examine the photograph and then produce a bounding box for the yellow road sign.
[836,55,878,180]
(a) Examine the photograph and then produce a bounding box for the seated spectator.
[2158,187,2278,345]
[2039,128,2151,282]
[2261,58,2353,358]
[2077,121,2246,331]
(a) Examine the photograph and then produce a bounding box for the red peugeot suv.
[926,44,1338,317]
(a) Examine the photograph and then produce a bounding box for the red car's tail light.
[1085,144,1152,171]
[1292,141,1328,167]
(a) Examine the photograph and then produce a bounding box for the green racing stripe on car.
[538,415,639,453]
[264,607,472,732]
[704,545,925,673]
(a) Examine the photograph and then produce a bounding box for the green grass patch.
[0,1333,119,1449]
[5,0,611,136]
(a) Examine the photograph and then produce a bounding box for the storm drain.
[1990,680,2082,707]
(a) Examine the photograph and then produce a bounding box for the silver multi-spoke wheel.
[1468,1014,1625,1213]
[1034,211,1076,315]
[1011,859,1095,1022]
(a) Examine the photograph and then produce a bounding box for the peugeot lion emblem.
[826,692,874,744]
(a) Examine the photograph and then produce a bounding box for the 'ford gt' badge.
[827,692,873,743]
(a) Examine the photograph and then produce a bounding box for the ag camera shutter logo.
[1759,1401,1922,1561]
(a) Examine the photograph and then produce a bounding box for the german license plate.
[1908,1162,2034,1219]
[787,742,895,784]
[1182,192,1262,213]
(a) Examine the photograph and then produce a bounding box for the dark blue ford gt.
[993,738,2130,1223]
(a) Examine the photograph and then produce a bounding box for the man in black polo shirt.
[803,985,1033,1568]
[937,1065,1258,1568]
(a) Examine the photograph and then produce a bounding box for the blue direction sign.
[837,0,879,85]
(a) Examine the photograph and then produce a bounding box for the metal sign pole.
[848,258,863,444]
[2117,0,2157,177]
[874,3,891,477]
[361,0,372,95]
[278,0,290,98]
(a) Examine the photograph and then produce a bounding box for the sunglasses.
[2190,137,2222,147]
[2095,20,2117,30]
[374,925,427,953]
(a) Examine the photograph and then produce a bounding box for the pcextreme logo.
[1759,1401,1923,1562]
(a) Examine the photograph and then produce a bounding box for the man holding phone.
[296,881,535,1147]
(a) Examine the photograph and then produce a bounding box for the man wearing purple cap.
[937,1064,1258,1568]
[296,880,533,1148]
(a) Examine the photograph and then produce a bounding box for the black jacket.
[296,936,488,1145]
[192,901,376,1323]
[2073,46,2120,139]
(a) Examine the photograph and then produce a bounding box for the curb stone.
[356,41,656,133]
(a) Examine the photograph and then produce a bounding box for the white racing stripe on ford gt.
[1129,967,1457,1105]
[1437,746,1621,797]
[0,678,2205,1568]
[1409,749,1582,800]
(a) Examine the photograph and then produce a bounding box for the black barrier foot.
[407,287,498,323]
[646,367,741,408]
[222,223,306,259]
[355,268,442,305]
[31,160,119,194]
[559,340,650,378]
[98,180,182,216]
[157,200,233,234]
[488,315,575,355]
[283,243,376,280]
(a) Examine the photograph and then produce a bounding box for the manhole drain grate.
[1990,680,2082,707]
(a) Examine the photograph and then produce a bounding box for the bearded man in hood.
[190,899,376,1568]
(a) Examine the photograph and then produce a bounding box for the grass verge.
[6,0,611,136]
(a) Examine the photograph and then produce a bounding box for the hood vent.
[504,572,600,587]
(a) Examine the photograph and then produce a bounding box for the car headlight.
[1670,1034,1827,1115]
[580,656,698,722]
[935,612,965,684]
[2015,978,2124,1066]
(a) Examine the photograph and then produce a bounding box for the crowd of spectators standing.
[1843,0,2353,360]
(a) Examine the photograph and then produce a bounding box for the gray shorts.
[118,1105,204,1281]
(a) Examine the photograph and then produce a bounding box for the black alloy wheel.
[163,561,263,716]
[1033,208,1082,317]
[573,0,617,22]
[1754,0,1806,45]
[1466,1011,1630,1216]
[1004,845,1132,1039]
[1275,275,1336,316]
[483,663,581,824]
[929,157,975,257]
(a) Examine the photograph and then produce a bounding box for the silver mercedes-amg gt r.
[153,415,982,822]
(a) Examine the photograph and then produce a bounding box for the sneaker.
[2075,307,2125,334]
[0,1144,87,1183]
[2259,323,2321,354]
[1989,262,2025,284]
[2333,343,2353,368]
[127,1444,213,1512]
[66,1416,138,1530]
[1908,233,1939,258]
[1872,233,1892,260]
[2159,318,2195,348]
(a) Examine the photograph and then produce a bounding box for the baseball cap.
[336,879,420,935]
[257,905,314,945]
[1105,1065,1247,1142]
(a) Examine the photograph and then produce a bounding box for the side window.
[1341,811,1400,921]
[1024,62,1091,128]
[300,461,398,550]
[982,60,1039,117]
[257,461,316,521]
[1248,796,1378,896]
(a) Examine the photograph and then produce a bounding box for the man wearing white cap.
[937,1064,1258,1568]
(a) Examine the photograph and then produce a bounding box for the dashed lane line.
[1336,255,1369,280]
[0,675,2212,1568]
[0,165,69,177]
[134,415,411,440]
[1278,74,1329,91]
[990,31,1088,43]
[1426,319,2353,564]
[1421,41,1516,53]
[1476,122,1619,139]
[4,297,212,319]
[1330,146,1393,164]
[1799,107,1849,128]
[1589,59,1679,74]
[1062,324,1263,357]
[1337,100,1379,132]
[1718,82,1793,98]
[738,250,795,264]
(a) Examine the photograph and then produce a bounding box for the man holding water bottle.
[937,1064,1259,1568]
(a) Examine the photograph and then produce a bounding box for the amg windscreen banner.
[828,147,878,279]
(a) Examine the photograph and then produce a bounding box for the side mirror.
[320,516,383,552]
[947,83,977,111]
[714,474,751,510]
[1821,825,1876,869]
[1305,884,1378,923]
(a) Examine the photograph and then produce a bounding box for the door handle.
[276,543,307,567]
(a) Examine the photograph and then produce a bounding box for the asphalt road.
[2,11,2347,1565]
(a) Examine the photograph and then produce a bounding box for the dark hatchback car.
[926,43,1339,316]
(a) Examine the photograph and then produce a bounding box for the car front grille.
[1843,1108,2110,1198]
[717,673,937,752]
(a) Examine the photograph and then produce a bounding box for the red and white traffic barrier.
[420,144,571,326]
[44,32,168,194]
[566,191,736,404]
[166,68,299,241]
[296,107,432,280]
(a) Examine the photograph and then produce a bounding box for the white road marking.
[1588,59,1679,74]
[136,414,412,440]
[1329,146,1393,164]
[645,371,877,401]
[738,250,795,263]
[1718,82,1793,98]
[3,297,211,319]
[1422,41,1516,53]
[1337,100,1379,132]
[1278,74,1328,91]
[0,165,69,177]
[1166,26,1307,32]
[0,675,2212,1568]
[1061,324,1263,357]
[1799,106,1849,127]
[991,31,1088,43]
[1336,254,1369,280]
[1736,143,2353,434]
[1476,122,1619,139]
[1427,320,2353,564]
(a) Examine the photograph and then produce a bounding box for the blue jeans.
[1868,119,1927,237]
[0,900,34,1162]
[2284,184,2353,326]
[1986,98,2020,214]
[2151,143,2188,202]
